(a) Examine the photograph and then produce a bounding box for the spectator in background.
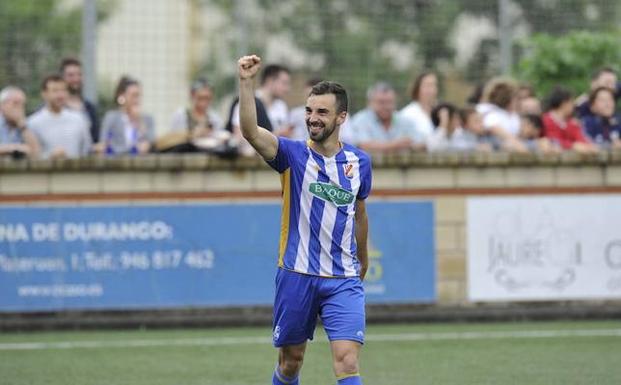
[225,64,290,155]
[400,71,437,141]
[99,76,155,155]
[28,75,91,159]
[516,84,542,115]
[60,58,99,142]
[0,86,40,159]
[518,114,558,153]
[426,103,470,152]
[351,82,425,153]
[542,86,598,154]
[476,78,527,152]
[581,87,621,149]
[170,78,224,137]
[459,107,496,152]
[576,67,619,119]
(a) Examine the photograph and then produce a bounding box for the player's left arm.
[355,198,369,281]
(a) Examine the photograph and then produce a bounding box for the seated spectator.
[99,76,155,155]
[459,107,497,152]
[576,67,619,119]
[542,86,598,154]
[164,78,228,152]
[518,114,558,153]
[581,87,621,150]
[60,57,99,143]
[400,71,437,141]
[426,103,472,152]
[28,74,92,159]
[476,78,527,152]
[0,86,40,159]
[351,82,425,153]
[517,84,542,115]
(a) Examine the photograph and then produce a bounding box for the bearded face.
[305,94,343,144]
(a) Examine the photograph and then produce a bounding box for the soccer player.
[238,55,372,385]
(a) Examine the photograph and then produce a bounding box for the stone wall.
[2,151,621,305]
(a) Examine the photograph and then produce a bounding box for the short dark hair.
[588,86,615,106]
[114,75,140,106]
[260,64,290,85]
[522,113,543,131]
[409,71,436,101]
[431,102,458,127]
[591,66,617,81]
[59,57,81,73]
[309,81,348,114]
[305,77,322,88]
[40,74,65,91]
[545,86,573,111]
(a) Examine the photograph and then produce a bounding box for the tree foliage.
[515,30,621,97]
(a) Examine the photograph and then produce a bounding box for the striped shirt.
[268,137,372,277]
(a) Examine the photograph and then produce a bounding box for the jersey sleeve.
[266,136,295,173]
[357,153,372,200]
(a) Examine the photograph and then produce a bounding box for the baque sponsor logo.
[309,182,354,206]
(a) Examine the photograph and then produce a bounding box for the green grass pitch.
[1,320,620,385]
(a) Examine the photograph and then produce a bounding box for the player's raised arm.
[238,55,279,160]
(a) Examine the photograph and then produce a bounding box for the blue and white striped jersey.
[267,137,372,277]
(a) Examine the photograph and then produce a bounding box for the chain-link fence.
[0,0,620,134]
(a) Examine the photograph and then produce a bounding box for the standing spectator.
[60,58,99,142]
[28,75,91,159]
[225,64,290,155]
[351,82,425,152]
[99,76,155,155]
[576,67,619,119]
[400,71,437,141]
[0,86,40,159]
[581,87,621,149]
[542,86,598,154]
[476,78,527,152]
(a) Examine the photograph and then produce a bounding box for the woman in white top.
[400,71,438,141]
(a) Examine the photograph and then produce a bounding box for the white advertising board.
[467,195,621,301]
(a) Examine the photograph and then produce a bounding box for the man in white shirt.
[28,74,92,159]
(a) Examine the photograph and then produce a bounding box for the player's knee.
[279,348,305,376]
[333,349,359,375]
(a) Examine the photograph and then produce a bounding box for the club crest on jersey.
[343,163,354,179]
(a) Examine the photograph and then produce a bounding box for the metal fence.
[0,0,619,133]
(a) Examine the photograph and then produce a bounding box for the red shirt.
[542,112,589,150]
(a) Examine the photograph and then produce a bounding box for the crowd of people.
[0,57,619,160]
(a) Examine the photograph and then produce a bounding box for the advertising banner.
[0,201,435,311]
[467,195,621,301]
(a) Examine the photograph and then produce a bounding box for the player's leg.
[273,342,307,385]
[272,268,321,384]
[319,277,366,384]
[331,340,363,384]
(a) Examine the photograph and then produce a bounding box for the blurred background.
[2,0,620,134]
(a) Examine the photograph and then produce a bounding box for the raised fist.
[238,55,262,80]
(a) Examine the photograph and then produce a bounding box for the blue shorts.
[272,268,366,347]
